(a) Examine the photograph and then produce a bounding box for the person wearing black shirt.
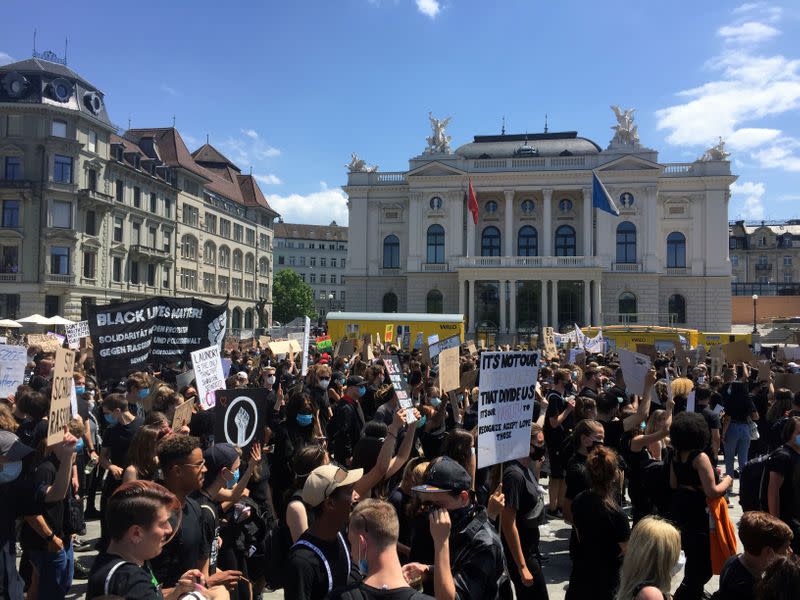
[328,376,367,464]
[543,369,576,515]
[578,367,601,402]
[596,368,656,455]
[563,419,604,525]
[767,416,800,552]
[285,464,364,600]
[721,367,758,479]
[694,386,722,466]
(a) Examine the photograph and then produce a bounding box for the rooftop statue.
[424,112,452,154]
[346,152,378,173]
[610,105,640,146]
[699,137,731,161]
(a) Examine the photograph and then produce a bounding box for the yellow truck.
[326,312,465,346]
[697,332,753,347]
[583,325,699,352]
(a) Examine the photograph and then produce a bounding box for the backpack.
[263,492,303,590]
[739,453,772,511]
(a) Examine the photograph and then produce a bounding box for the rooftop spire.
[544,113,548,133]
[501,115,506,135]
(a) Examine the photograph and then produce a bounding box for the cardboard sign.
[258,335,270,348]
[171,400,194,431]
[268,339,301,355]
[384,324,394,343]
[459,368,478,390]
[466,341,478,356]
[214,388,266,451]
[543,327,558,359]
[361,333,373,362]
[0,345,27,398]
[720,340,753,364]
[65,320,90,350]
[636,344,657,361]
[47,348,75,446]
[618,349,652,396]
[382,355,416,424]
[429,334,461,362]
[337,338,355,357]
[476,351,540,469]
[438,345,461,393]
[413,332,424,351]
[774,372,800,393]
[176,369,195,391]
[191,345,227,410]
[27,333,62,353]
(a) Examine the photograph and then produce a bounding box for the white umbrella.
[17,314,50,325]
[0,319,21,328]
[44,315,77,326]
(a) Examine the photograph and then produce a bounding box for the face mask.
[591,438,604,448]
[266,376,276,385]
[318,379,330,389]
[565,382,574,393]
[795,434,800,447]
[75,385,86,395]
[697,376,705,385]
[447,505,472,527]
[530,445,546,461]
[138,388,149,399]
[603,382,613,392]
[104,413,117,426]
[340,379,346,386]
[358,386,366,397]
[227,468,240,490]
[75,439,85,453]
[430,397,441,408]
[296,413,313,427]
[0,461,22,484]
[416,415,428,429]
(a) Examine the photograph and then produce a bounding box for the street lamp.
[752,294,758,336]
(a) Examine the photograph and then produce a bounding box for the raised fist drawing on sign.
[234,407,250,447]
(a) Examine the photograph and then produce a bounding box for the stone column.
[542,189,552,256]
[593,278,602,326]
[583,279,591,326]
[499,280,507,333]
[468,279,476,333]
[645,185,659,272]
[509,280,517,334]
[582,188,593,257]
[551,279,559,330]
[541,281,549,328]
[504,190,514,257]
[458,278,466,318]
[408,192,422,271]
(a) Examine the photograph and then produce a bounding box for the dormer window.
[134,155,140,169]
[115,147,123,162]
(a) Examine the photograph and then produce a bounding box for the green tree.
[272,269,316,324]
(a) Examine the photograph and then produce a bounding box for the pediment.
[83,158,104,170]
[596,155,662,172]
[406,161,467,178]
[0,143,24,155]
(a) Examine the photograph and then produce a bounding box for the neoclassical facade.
[344,113,735,334]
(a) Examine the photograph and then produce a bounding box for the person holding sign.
[544,369,577,516]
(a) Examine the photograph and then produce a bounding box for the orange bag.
[707,496,738,574]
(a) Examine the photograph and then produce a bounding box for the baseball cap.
[0,431,34,461]
[345,375,366,387]
[412,456,472,494]
[236,371,249,380]
[301,464,363,507]
[202,443,239,488]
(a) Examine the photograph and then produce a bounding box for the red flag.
[467,177,478,225]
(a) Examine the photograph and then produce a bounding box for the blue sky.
[2,0,798,225]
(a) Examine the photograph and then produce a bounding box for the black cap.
[412,456,472,494]
[202,443,239,488]
[346,375,366,387]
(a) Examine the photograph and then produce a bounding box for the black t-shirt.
[578,386,599,402]
[722,382,755,422]
[285,531,358,600]
[331,583,434,600]
[87,553,163,599]
[0,477,48,540]
[768,444,800,528]
[502,460,542,552]
[104,416,143,468]
[565,452,589,501]
[716,555,756,600]
[544,390,573,443]
[189,408,216,448]
[20,456,73,550]
[192,492,221,573]
[599,418,625,453]
[150,495,212,588]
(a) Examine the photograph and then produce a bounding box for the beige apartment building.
[729,220,800,294]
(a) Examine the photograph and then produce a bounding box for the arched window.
[618,292,637,324]
[244,309,254,329]
[383,235,400,268]
[668,294,687,324]
[181,235,197,260]
[219,246,230,268]
[426,225,445,264]
[231,307,242,330]
[426,289,443,313]
[616,221,637,264]
[203,241,216,265]
[518,226,538,256]
[481,226,501,257]
[232,250,243,271]
[259,256,269,276]
[667,232,686,268]
[244,253,255,274]
[555,225,576,256]
[383,292,398,313]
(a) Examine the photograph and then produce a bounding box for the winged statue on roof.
[610,105,640,146]
[425,112,452,154]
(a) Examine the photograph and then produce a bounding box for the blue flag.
[592,171,619,216]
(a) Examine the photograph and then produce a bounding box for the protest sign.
[301,316,310,376]
[384,324,394,344]
[214,388,265,451]
[476,351,539,469]
[361,333,374,362]
[382,355,417,424]
[220,358,232,379]
[774,372,800,393]
[778,346,800,361]
[191,345,227,410]
[720,340,753,364]
[686,390,696,414]
[543,327,557,359]
[65,320,90,350]
[47,348,75,447]
[258,335,270,348]
[338,338,355,357]
[171,400,194,431]
[70,379,78,417]
[413,332,423,351]
[176,369,195,391]
[315,335,333,352]
[585,331,605,354]
[429,334,461,363]
[0,345,26,398]
[27,333,62,353]
[239,329,254,341]
[87,297,227,380]
[618,349,652,396]
[427,334,440,347]
[636,344,657,361]
[459,368,478,390]
[466,341,478,356]
[268,339,301,355]
[438,345,460,392]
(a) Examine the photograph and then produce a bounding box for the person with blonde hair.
[616,516,681,600]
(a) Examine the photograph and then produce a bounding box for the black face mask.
[530,445,546,461]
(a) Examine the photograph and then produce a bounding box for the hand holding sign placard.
[47,348,75,447]
[214,388,265,451]
[618,349,652,396]
[191,345,226,410]
[382,355,417,424]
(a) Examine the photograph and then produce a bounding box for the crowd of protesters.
[1,334,799,600]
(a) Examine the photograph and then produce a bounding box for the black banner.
[87,297,227,380]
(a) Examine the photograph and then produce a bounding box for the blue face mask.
[416,415,428,429]
[359,558,368,575]
[75,439,85,453]
[358,386,366,397]
[104,413,117,426]
[0,461,22,484]
[227,468,240,490]
[296,413,313,427]
[795,434,800,447]
[430,397,442,408]
[138,388,149,399]
[75,385,86,395]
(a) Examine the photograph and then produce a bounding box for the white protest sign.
[427,334,440,346]
[190,345,226,409]
[476,351,539,469]
[686,390,696,414]
[65,320,90,350]
[618,349,652,397]
[0,345,26,398]
[70,379,78,417]
[301,316,310,376]
[176,369,195,391]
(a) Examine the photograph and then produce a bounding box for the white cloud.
[0,52,14,66]
[266,184,349,225]
[218,132,281,168]
[254,173,282,185]
[160,84,179,96]
[731,181,766,219]
[751,138,800,171]
[242,129,259,140]
[726,127,781,150]
[733,2,782,22]
[718,21,780,44]
[416,0,440,18]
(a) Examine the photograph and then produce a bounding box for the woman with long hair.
[616,516,681,600]
[285,444,329,543]
[122,425,164,483]
[566,446,630,600]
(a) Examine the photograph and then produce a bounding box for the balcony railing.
[611,262,643,272]
[45,274,74,284]
[664,267,688,276]
[0,273,20,282]
[130,244,171,258]
[755,263,773,271]
[455,256,603,268]
[421,263,450,272]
